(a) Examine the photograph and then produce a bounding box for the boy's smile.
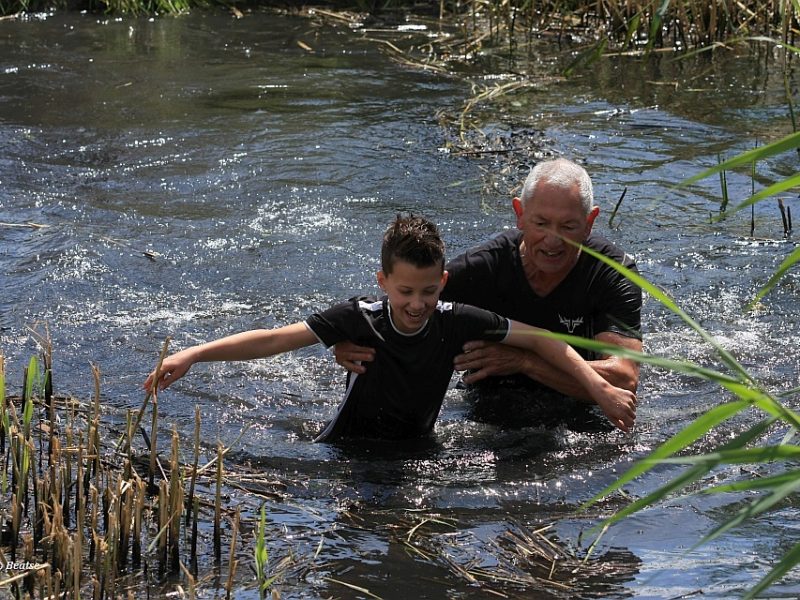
[377,260,448,334]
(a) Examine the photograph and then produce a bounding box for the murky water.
[1,9,799,599]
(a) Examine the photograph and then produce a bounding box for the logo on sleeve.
[558,314,584,333]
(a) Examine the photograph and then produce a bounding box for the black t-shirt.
[441,230,642,358]
[305,296,509,441]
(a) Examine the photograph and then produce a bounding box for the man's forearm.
[523,354,638,402]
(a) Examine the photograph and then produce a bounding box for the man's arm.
[453,331,640,400]
[332,340,375,374]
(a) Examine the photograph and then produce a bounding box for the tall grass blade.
[748,245,800,309]
[652,445,800,464]
[572,241,754,384]
[699,469,800,494]
[587,418,775,527]
[696,477,800,547]
[717,172,800,220]
[744,539,800,600]
[583,400,750,506]
[676,130,800,189]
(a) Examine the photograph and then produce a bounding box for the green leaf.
[528,330,743,386]
[744,538,800,600]
[715,173,800,220]
[584,400,750,507]
[573,242,754,384]
[589,418,774,530]
[676,130,800,188]
[255,504,269,584]
[699,469,800,494]
[697,476,800,548]
[650,445,800,465]
[749,245,800,309]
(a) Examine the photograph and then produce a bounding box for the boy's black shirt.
[306,296,509,441]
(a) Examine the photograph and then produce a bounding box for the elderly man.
[337,158,642,427]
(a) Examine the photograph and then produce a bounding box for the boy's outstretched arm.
[502,320,637,432]
[144,322,318,392]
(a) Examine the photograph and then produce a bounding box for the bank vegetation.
[1,0,798,56]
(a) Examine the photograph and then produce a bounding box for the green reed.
[529,123,800,596]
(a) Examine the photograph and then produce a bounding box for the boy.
[144,215,636,441]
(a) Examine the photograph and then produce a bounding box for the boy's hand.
[595,383,637,432]
[333,341,375,374]
[143,350,196,392]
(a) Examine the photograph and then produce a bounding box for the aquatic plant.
[0,347,306,598]
[525,133,798,595]
[254,503,277,598]
[0,0,796,49]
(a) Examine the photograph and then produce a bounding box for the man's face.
[377,259,448,334]
[514,180,598,278]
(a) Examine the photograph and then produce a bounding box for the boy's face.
[377,259,448,334]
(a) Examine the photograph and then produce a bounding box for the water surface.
[1,9,799,598]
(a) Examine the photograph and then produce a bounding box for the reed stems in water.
[226,508,240,600]
[214,441,223,563]
[186,405,200,528]
[169,427,183,574]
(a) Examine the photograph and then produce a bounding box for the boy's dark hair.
[381,214,445,274]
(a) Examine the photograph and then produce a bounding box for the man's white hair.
[520,158,594,214]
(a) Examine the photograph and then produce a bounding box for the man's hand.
[333,341,375,374]
[453,341,532,384]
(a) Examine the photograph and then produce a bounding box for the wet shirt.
[305,296,509,442]
[441,230,642,358]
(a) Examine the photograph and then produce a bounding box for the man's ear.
[512,197,524,219]
[585,206,600,233]
[512,197,525,229]
[376,270,386,290]
[440,270,449,289]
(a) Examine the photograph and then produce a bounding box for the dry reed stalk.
[149,394,159,491]
[214,441,223,563]
[225,508,240,600]
[53,569,62,600]
[49,434,59,516]
[63,427,72,529]
[119,337,171,457]
[124,411,134,481]
[169,427,183,574]
[34,477,46,549]
[186,405,200,528]
[23,534,35,596]
[89,485,99,562]
[119,479,134,571]
[179,560,197,600]
[132,476,145,569]
[75,436,85,598]
[159,479,168,574]
[73,512,82,599]
[190,495,199,575]
[93,532,104,595]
